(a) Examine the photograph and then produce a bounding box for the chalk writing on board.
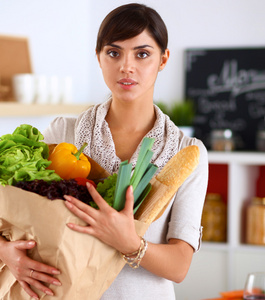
[185,48,265,150]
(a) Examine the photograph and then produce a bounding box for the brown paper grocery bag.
[0,145,200,300]
[0,186,148,300]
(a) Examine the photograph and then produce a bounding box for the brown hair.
[96,3,168,54]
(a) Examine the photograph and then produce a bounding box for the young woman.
[0,3,208,299]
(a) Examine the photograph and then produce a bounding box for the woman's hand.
[0,238,61,300]
[64,183,141,254]
[64,183,194,283]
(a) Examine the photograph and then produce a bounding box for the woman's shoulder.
[179,133,207,150]
[43,116,78,144]
[178,132,208,164]
[43,104,97,145]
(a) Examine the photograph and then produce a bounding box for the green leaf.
[96,173,118,207]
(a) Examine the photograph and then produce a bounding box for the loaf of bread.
[135,145,200,224]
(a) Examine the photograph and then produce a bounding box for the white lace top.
[43,99,208,300]
[74,99,181,174]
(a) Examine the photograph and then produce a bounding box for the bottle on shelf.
[246,197,265,246]
[201,193,227,242]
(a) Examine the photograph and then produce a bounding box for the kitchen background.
[1,0,265,105]
[1,1,265,299]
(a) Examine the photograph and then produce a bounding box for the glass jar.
[246,197,265,245]
[201,193,227,242]
[210,129,235,151]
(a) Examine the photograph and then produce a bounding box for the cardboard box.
[0,35,32,102]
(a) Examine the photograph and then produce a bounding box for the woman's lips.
[118,78,137,90]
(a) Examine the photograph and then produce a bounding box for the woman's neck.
[105,98,156,161]
[106,98,156,134]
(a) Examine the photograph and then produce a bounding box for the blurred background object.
[0,35,32,101]
[201,193,227,242]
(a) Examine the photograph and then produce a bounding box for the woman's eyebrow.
[134,45,154,50]
[106,43,154,50]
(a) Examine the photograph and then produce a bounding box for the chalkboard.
[184,48,265,151]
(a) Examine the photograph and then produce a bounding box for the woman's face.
[97,29,169,103]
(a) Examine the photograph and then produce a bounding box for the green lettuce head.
[0,124,61,186]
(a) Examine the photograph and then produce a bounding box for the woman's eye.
[137,51,150,59]
[107,50,119,58]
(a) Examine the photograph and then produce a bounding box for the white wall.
[1,0,265,105]
[0,0,91,103]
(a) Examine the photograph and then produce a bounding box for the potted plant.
[156,100,195,137]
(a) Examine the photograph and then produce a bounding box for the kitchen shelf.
[176,151,265,299]
[0,102,91,116]
[208,151,265,246]
[208,151,265,165]
[203,151,265,291]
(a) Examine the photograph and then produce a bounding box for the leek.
[133,163,158,202]
[109,137,157,213]
[130,137,155,190]
[113,161,132,211]
[133,183,152,214]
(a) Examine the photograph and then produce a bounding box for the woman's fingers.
[15,239,36,250]
[29,259,61,278]
[64,181,112,223]
[64,182,138,252]
[20,274,56,298]
[21,261,61,298]
[29,269,61,286]
[17,263,61,299]
[85,181,112,210]
[66,222,95,235]
[64,183,135,230]
[2,239,61,299]
[64,195,97,224]
[122,185,134,216]
[27,274,58,296]
[19,280,40,300]
[19,253,61,295]
[9,240,61,279]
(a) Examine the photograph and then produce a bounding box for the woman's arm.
[0,236,61,299]
[64,184,194,283]
[140,238,193,283]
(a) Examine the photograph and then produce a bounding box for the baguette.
[135,145,200,224]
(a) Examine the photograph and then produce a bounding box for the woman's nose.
[120,55,135,74]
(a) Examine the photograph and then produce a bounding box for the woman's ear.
[159,49,170,71]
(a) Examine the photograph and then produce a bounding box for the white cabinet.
[175,151,265,300]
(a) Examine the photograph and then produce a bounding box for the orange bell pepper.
[48,142,91,180]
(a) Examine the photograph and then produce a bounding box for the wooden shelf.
[0,103,91,116]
